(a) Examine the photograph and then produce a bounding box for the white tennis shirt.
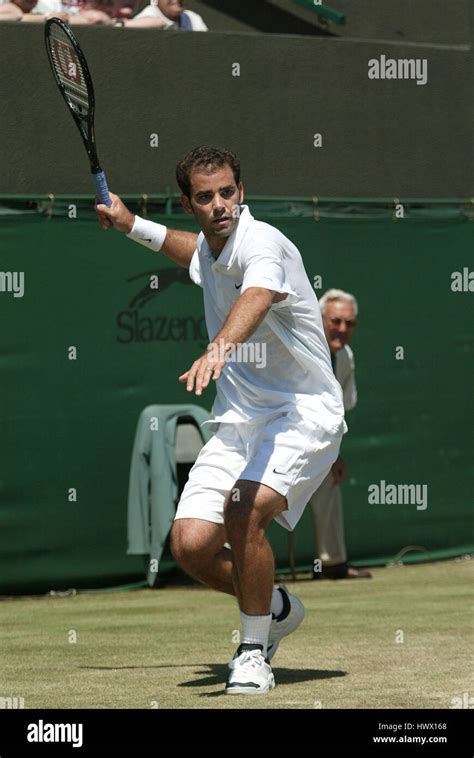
[187,205,346,435]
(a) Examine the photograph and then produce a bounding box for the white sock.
[270,587,284,618]
[240,611,272,655]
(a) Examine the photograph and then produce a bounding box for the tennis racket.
[44,18,111,207]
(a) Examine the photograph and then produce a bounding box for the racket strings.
[48,28,90,114]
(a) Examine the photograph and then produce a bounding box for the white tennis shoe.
[267,585,305,661]
[225,645,275,695]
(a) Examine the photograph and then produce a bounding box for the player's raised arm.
[96,192,198,270]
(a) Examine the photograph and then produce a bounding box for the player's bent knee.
[170,523,194,567]
[170,520,222,570]
[170,522,193,567]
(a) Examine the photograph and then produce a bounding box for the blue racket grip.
[92,170,111,208]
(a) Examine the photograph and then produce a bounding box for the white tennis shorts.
[175,409,343,531]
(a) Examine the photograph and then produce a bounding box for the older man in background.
[310,289,372,580]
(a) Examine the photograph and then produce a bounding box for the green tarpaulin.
[1,198,472,593]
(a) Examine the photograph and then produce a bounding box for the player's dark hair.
[176,146,241,199]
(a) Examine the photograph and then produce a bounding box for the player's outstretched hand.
[179,347,226,396]
[96,192,135,233]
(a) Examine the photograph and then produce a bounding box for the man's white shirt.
[184,205,346,434]
[334,345,357,412]
[129,204,346,432]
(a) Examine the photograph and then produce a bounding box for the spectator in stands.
[0,0,66,20]
[69,0,119,24]
[132,0,207,30]
[309,289,372,580]
[0,0,113,22]
[76,0,172,27]
[0,0,28,19]
[71,0,115,23]
[0,0,182,25]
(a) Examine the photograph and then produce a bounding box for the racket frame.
[44,18,111,205]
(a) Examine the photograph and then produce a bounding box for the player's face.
[322,300,357,353]
[158,0,187,21]
[183,166,244,250]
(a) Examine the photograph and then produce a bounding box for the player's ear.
[180,194,194,215]
[238,182,244,204]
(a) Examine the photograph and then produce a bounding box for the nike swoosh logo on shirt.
[235,283,243,290]
[273,468,286,475]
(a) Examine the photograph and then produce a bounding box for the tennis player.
[96,146,346,695]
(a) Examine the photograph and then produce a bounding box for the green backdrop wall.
[1,198,473,593]
[0,23,472,197]
[190,0,472,44]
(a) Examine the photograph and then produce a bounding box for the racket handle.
[92,170,111,208]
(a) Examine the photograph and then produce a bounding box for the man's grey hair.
[319,288,358,317]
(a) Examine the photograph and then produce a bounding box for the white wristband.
[126,215,168,252]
